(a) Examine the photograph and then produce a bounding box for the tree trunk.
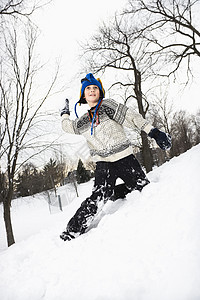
[134,70,153,172]
[3,199,15,247]
[141,131,153,173]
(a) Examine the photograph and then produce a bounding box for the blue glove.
[148,128,172,150]
[61,99,70,116]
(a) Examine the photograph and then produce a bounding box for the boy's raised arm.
[61,99,78,135]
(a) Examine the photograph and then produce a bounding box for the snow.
[0,144,200,300]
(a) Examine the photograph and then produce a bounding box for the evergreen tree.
[43,158,66,191]
[76,159,90,184]
[15,163,44,197]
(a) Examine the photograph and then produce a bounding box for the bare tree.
[170,110,194,156]
[82,15,155,172]
[0,0,50,18]
[147,91,174,164]
[126,0,200,81]
[0,21,59,247]
[148,90,173,135]
[194,110,200,145]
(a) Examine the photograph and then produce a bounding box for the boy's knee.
[80,198,98,215]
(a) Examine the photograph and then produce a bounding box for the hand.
[60,98,70,116]
[148,128,172,150]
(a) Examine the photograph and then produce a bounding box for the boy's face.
[84,85,100,107]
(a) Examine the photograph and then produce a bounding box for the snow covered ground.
[0,144,200,300]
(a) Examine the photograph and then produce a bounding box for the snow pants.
[62,154,149,239]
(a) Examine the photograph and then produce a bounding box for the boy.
[60,73,171,241]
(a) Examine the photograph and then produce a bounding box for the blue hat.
[78,73,105,104]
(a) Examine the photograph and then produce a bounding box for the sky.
[27,0,129,166]
[33,0,128,113]
[25,0,200,167]
[33,0,200,115]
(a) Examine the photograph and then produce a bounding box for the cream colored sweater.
[62,98,153,162]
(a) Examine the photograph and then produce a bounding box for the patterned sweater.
[62,98,153,162]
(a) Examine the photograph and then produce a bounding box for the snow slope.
[0,145,200,300]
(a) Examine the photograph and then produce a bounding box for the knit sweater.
[62,98,153,162]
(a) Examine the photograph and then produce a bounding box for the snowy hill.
[0,145,200,300]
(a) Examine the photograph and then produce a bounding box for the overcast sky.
[33,0,200,115]
[33,0,127,111]
[27,0,200,166]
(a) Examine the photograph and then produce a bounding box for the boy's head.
[78,73,105,106]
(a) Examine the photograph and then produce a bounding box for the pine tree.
[76,159,90,184]
[43,158,66,191]
[15,163,44,197]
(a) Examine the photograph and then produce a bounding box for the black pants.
[64,154,149,238]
